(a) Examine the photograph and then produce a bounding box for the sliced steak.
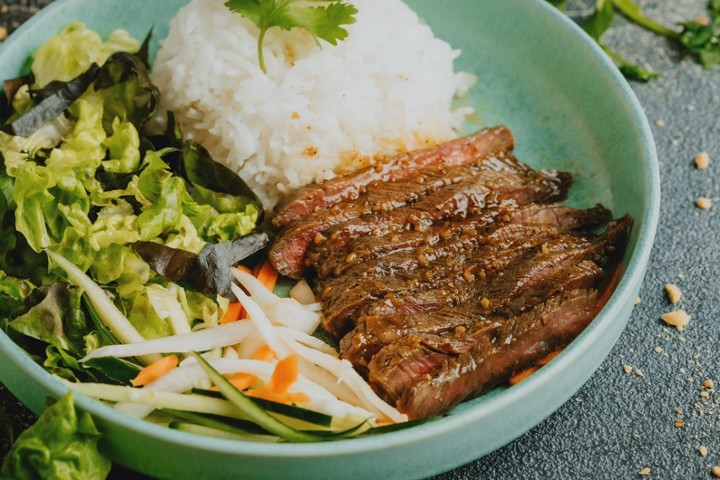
[342,260,604,371]
[392,289,599,419]
[311,203,610,279]
[320,225,565,338]
[270,150,564,279]
[318,165,571,251]
[272,126,515,228]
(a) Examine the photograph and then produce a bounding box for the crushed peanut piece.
[700,391,710,399]
[712,466,720,478]
[0,27,6,42]
[675,419,685,428]
[697,15,711,25]
[654,346,663,353]
[675,407,683,414]
[624,365,633,374]
[636,369,645,377]
[696,197,712,209]
[700,446,709,457]
[656,119,666,127]
[704,379,714,389]
[635,297,642,305]
[639,467,651,476]
[661,310,690,331]
[695,151,710,169]
[664,283,682,304]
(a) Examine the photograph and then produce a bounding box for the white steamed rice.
[151,0,475,209]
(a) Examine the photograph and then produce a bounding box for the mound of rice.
[152,0,475,209]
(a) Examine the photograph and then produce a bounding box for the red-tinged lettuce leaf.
[132,230,270,298]
[170,139,264,224]
[7,282,88,354]
[94,51,159,132]
[0,64,100,137]
[130,241,197,282]
[3,73,34,105]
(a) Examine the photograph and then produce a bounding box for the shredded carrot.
[219,302,243,325]
[255,258,279,293]
[536,349,563,366]
[268,355,298,394]
[245,390,310,404]
[210,372,258,392]
[230,372,257,390]
[131,354,179,387]
[508,366,538,386]
[236,264,253,275]
[252,344,276,362]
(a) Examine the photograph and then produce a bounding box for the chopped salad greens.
[1,23,408,476]
[0,21,264,381]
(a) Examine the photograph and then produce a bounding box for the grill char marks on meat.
[395,289,600,419]
[341,260,605,372]
[272,126,515,229]
[268,126,633,419]
[311,203,611,279]
[269,148,566,279]
[319,207,616,338]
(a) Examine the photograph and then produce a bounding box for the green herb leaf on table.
[610,0,679,38]
[0,392,111,480]
[225,0,358,73]
[582,0,659,82]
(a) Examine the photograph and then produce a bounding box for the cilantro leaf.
[225,0,358,73]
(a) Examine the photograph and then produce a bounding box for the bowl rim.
[0,0,660,462]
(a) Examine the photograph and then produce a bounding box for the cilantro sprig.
[225,0,358,73]
[548,0,720,82]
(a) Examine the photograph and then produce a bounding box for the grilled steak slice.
[272,126,515,228]
[320,226,565,338]
[313,203,611,279]
[392,289,599,419]
[342,260,604,370]
[270,150,561,279]
[317,166,571,251]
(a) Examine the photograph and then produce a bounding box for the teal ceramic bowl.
[0,0,659,478]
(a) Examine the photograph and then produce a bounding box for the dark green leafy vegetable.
[225,0,358,73]
[0,392,111,480]
[132,230,270,297]
[0,64,99,137]
[546,0,567,10]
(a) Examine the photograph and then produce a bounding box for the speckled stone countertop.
[1,0,719,478]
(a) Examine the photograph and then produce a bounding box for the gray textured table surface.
[1,0,719,478]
